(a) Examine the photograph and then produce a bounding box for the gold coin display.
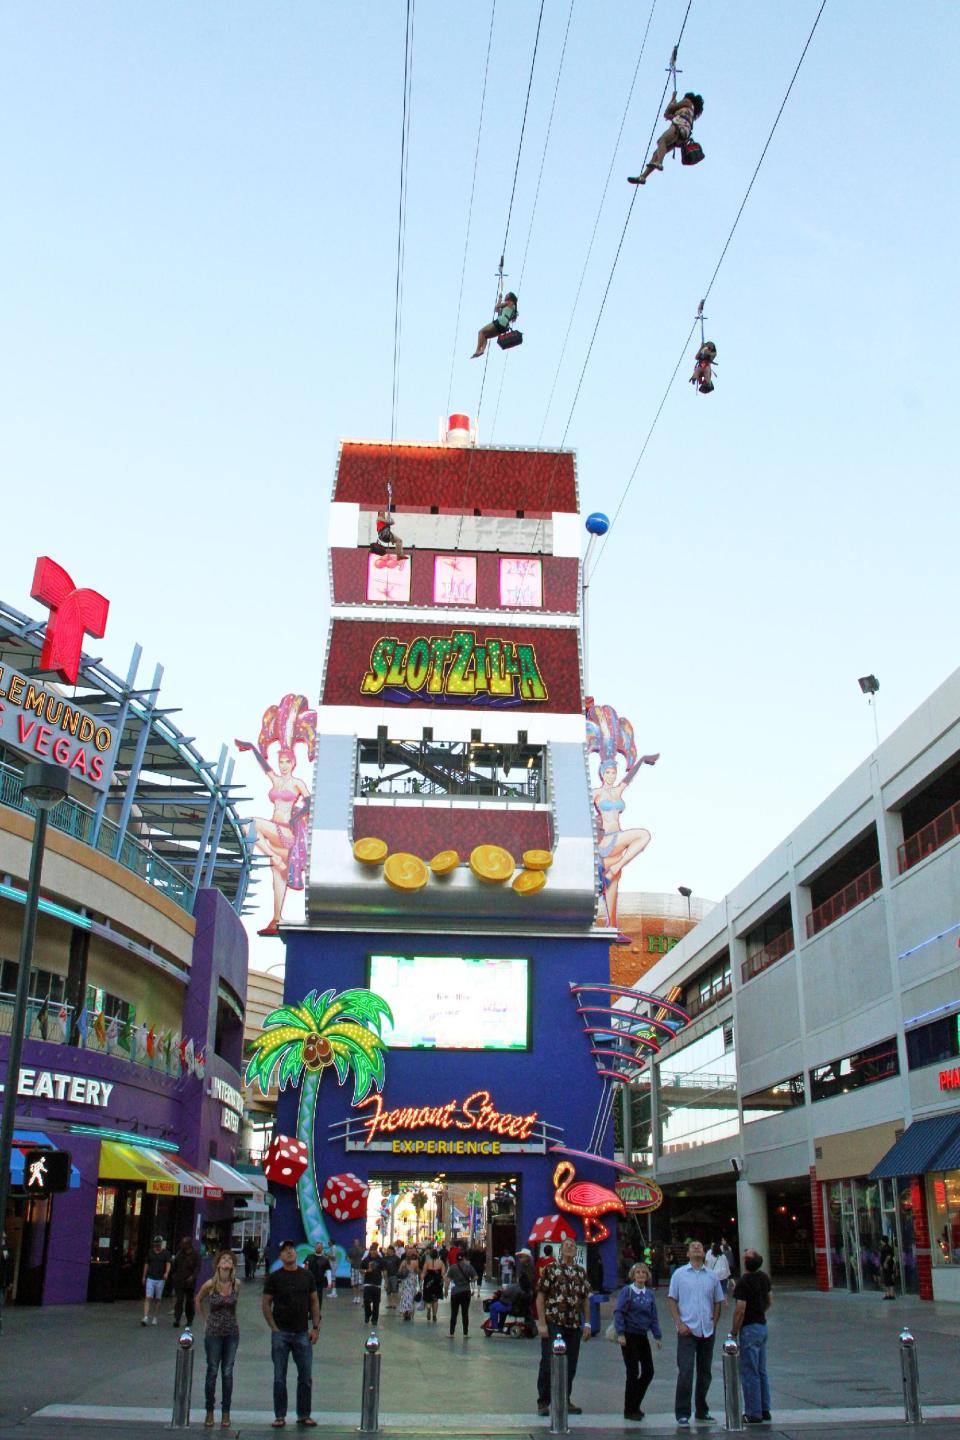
[429,850,460,875]
[384,852,429,891]
[469,844,515,883]
[522,849,553,870]
[513,868,546,895]
[353,837,388,865]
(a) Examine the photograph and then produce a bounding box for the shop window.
[499,557,543,608]
[684,950,731,1019]
[657,1025,739,1154]
[626,1071,653,1168]
[928,1172,960,1265]
[742,1074,805,1123]
[0,960,66,1005]
[897,755,960,872]
[805,827,882,937]
[356,736,546,803]
[809,1037,899,1103]
[906,1012,960,1071]
[214,988,244,1069]
[433,555,477,605]
[741,900,794,983]
[366,551,411,604]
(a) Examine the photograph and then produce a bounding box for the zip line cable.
[526,0,694,555]
[445,0,497,419]
[536,0,659,445]
[389,0,416,451]
[489,0,577,442]
[589,0,829,582]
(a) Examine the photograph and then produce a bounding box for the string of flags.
[22,996,206,1078]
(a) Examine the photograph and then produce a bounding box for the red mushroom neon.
[552,1159,626,1243]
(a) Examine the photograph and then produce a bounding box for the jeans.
[489,1299,512,1331]
[537,1324,582,1404]
[174,1287,195,1325]
[675,1331,715,1420]
[620,1332,655,1414]
[363,1286,381,1324]
[739,1323,770,1418]
[271,1330,313,1419]
[204,1333,239,1412]
[449,1290,470,1335]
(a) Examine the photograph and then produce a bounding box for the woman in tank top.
[197,1250,241,1427]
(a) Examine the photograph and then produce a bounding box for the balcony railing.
[898,800,960,874]
[685,976,733,1019]
[805,862,882,938]
[741,927,794,983]
[0,762,192,911]
[0,991,189,1075]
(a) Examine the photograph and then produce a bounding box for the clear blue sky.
[3,2,958,960]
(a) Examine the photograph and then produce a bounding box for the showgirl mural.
[235,693,316,936]
[585,697,659,929]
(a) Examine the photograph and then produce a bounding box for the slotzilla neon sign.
[360,631,548,701]
[355,1089,539,1146]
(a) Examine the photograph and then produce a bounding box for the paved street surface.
[1,1282,958,1435]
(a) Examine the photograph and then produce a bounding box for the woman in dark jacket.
[614,1262,662,1421]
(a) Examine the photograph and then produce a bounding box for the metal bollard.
[722,1335,744,1433]
[899,1328,923,1425]
[549,1335,569,1435]
[171,1327,195,1428]
[359,1330,381,1434]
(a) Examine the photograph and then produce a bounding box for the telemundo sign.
[0,662,119,793]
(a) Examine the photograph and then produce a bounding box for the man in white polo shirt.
[667,1240,725,1427]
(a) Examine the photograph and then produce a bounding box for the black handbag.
[681,139,704,166]
[497,329,523,351]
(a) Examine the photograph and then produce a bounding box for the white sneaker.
[151,1317,158,1325]
[141,1317,149,1326]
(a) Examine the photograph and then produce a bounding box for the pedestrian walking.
[397,1246,419,1322]
[305,1243,330,1311]
[421,1248,445,1323]
[534,1235,592,1416]
[667,1240,725,1427]
[383,1244,400,1311]
[362,1242,386,1325]
[614,1262,663,1422]
[347,1238,365,1306]
[197,1250,241,1428]
[325,1244,339,1299]
[880,1238,898,1299]
[445,1252,476,1336]
[469,1245,486,1292]
[243,1237,260,1281]
[0,1232,10,1333]
[171,1237,201,1327]
[262,1238,321,1427]
[141,1235,171,1326]
[731,1249,772,1425]
[704,1241,731,1289]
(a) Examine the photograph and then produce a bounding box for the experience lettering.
[359,630,548,702]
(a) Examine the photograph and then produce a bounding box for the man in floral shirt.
[535,1236,592,1415]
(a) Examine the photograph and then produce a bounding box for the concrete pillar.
[735,1179,770,1269]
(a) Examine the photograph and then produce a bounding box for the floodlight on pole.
[0,761,69,1240]
[678,885,693,920]
[857,675,881,750]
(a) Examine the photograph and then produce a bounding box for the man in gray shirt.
[667,1241,725,1427]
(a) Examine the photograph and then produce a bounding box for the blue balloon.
[585,512,610,536]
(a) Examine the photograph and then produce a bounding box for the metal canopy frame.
[0,601,257,913]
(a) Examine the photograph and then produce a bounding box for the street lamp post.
[0,762,69,1242]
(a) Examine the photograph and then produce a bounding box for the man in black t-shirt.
[141,1235,171,1327]
[305,1243,330,1311]
[731,1250,773,1424]
[361,1242,387,1325]
[262,1240,321,1424]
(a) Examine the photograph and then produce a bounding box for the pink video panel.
[366,552,411,604]
[499,556,543,608]
[433,555,477,605]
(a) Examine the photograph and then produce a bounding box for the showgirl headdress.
[258,693,317,764]
[585,698,637,773]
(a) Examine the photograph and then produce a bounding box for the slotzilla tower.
[268,417,633,1276]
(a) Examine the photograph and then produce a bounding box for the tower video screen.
[367,953,530,1050]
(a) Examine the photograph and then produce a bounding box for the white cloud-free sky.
[3,2,957,969]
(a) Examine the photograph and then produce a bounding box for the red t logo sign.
[31,556,110,684]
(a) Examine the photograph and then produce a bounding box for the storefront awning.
[11,1131,81,1190]
[208,1159,255,1196]
[869,1113,960,1178]
[99,1141,181,1195]
[155,1153,224,1200]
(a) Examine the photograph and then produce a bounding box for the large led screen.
[368,954,530,1050]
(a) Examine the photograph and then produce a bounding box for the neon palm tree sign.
[245,987,393,1246]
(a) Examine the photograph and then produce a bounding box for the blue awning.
[10,1130,81,1190]
[869,1113,960,1178]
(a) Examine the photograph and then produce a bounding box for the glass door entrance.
[826,1177,917,1294]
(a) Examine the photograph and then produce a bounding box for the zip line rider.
[372,509,406,561]
[629,92,704,185]
[471,291,518,358]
